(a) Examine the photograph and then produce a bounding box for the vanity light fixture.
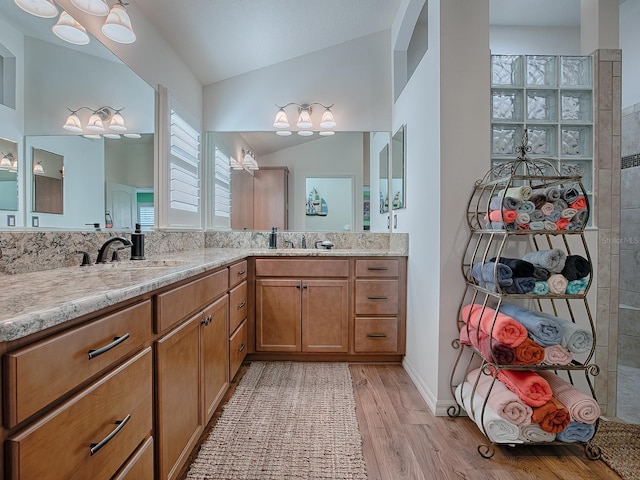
[52,11,90,45]
[102,1,136,44]
[272,103,336,136]
[242,149,259,170]
[71,0,110,16]
[0,153,15,170]
[63,106,127,134]
[14,0,58,18]
[33,161,45,176]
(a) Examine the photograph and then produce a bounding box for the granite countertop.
[1,247,404,342]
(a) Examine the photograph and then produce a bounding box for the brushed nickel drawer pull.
[366,333,387,338]
[238,343,246,353]
[367,267,388,271]
[237,270,246,275]
[88,333,130,360]
[90,414,131,456]
[238,301,246,309]
[367,295,388,300]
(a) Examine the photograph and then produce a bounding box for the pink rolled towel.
[547,273,569,294]
[466,368,533,425]
[543,344,573,365]
[495,369,553,407]
[541,203,555,216]
[486,209,518,223]
[460,304,528,347]
[538,371,600,424]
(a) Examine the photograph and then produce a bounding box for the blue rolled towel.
[490,195,520,210]
[472,262,513,287]
[561,187,580,204]
[517,201,535,214]
[534,311,593,354]
[566,278,588,295]
[556,421,595,443]
[545,187,561,201]
[529,221,545,230]
[498,303,563,346]
[545,210,561,222]
[529,210,545,222]
[502,277,536,294]
[534,281,549,295]
[522,249,567,273]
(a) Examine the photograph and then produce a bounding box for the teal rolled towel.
[529,221,544,230]
[534,281,549,295]
[566,278,588,295]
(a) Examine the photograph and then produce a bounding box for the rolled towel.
[460,304,528,346]
[543,344,573,365]
[541,202,555,216]
[529,193,548,209]
[489,195,515,211]
[561,187,580,204]
[561,255,591,281]
[553,199,569,211]
[534,311,593,354]
[502,277,536,294]
[523,249,567,273]
[561,208,577,219]
[573,209,589,225]
[545,210,561,222]
[566,278,588,295]
[517,201,535,214]
[487,209,518,223]
[570,196,587,211]
[516,212,530,225]
[506,186,532,202]
[533,267,551,280]
[459,325,516,365]
[495,369,553,407]
[556,218,570,230]
[532,397,571,433]
[519,423,556,442]
[498,303,562,346]
[567,222,583,231]
[544,220,558,231]
[538,371,600,424]
[529,210,545,222]
[489,257,535,278]
[530,221,545,230]
[517,223,531,231]
[455,382,523,443]
[472,262,514,287]
[534,281,549,295]
[555,421,595,443]
[547,273,569,294]
[545,187,561,202]
[466,368,532,425]
[513,337,545,365]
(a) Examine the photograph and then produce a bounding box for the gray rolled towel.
[545,187,561,201]
[561,187,580,204]
[517,201,535,214]
[572,209,589,226]
[489,195,520,211]
[529,210,545,222]
[522,248,567,273]
[553,199,569,211]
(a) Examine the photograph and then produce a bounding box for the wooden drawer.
[229,260,248,288]
[355,280,399,315]
[229,319,248,380]
[7,347,153,480]
[113,436,154,480]
[156,269,228,333]
[4,300,152,428]
[229,280,247,334]
[355,259,399,277]
[354,318,399,353]
[255,258,349,278]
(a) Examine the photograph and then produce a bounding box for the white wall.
[202,32,392,133]
[620,0,640,108]
[490,26,581,54]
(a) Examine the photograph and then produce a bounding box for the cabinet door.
[253,167,288,230]
[302,279,349,353]
[201,295,229,424]
[230,170,254,230]
[156,316,202,480]
[255,279,301,351]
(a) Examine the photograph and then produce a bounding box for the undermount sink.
[94,259,191,269]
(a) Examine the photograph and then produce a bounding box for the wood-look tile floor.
[351,364,621,480]
[181,363,622,480]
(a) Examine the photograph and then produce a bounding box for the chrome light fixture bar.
[272,102,336,136]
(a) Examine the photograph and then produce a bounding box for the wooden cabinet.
[202,296,229,423]
[229,260,248,378]
[255,259,350,353]
[253,167,289,230]
[113,436,154,480]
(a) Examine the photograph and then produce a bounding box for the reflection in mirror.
[305,176,354,231]
[391,125,406,210]
[32,148,63,214]
[0,137,19,211]
[379,143,389,213]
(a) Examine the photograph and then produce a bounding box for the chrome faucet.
[96,237,133,263]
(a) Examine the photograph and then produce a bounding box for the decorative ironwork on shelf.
[515,130,532,161]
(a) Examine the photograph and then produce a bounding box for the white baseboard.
[402,358,460,417]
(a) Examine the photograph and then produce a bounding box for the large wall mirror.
[0,137,19,212]
[0,4,155,230]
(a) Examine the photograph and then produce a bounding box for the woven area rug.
[590,419,640,480]
[186,361,368,480]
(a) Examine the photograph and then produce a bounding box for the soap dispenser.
[131,223,145,260]
[269,226,278,249]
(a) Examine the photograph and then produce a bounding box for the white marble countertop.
[1,247,405,342]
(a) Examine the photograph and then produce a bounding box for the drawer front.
[113,436,154,480]
[8,348,153,480]
[4,300,152,428]
[229,280,248,334]
[229,319,248,379]
[255,258,349,278]
[229,260,248,288]
[355,280,399,315]
[156,269,228,333]
[355,259,399,277]
[354,318,398,353]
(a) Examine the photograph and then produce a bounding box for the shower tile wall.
[619,105,640,367]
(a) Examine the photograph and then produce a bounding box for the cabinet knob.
[237,270,246,275]
[296,283,301,289]
[303,284,308,289]
[201,315,212,326]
